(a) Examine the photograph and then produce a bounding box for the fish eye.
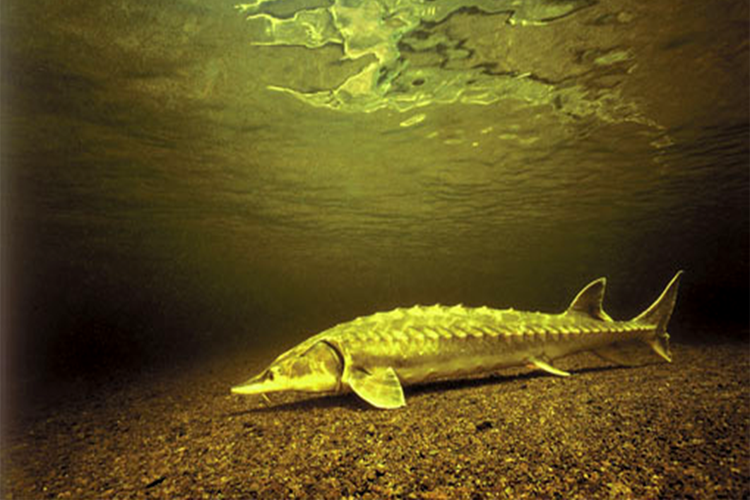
[266,371,275,381]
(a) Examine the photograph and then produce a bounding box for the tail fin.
[632,271,684,362]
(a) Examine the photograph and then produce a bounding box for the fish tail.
[632,271,684,362]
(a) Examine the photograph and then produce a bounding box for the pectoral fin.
[346,366,405,409]
[528,356,571,377]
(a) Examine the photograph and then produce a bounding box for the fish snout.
[231,370,284,395]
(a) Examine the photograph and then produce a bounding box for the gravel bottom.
[2,342,749,499]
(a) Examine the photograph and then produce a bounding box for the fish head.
[231,341,342,396]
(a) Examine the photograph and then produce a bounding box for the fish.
[231,271,683,409]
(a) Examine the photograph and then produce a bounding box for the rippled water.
[1,0,747,383]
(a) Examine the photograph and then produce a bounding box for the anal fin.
[346,366,405,409]
[528,356,571,377]
[593,344,638,366]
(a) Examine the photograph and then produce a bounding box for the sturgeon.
[232,272,682,409]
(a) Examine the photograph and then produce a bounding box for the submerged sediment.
[2,342,748,499]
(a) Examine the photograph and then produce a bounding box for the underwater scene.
[1,0,748,498]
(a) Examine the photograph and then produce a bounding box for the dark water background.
[1,0,748,408]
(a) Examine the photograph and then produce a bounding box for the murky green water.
[1,0,747,386]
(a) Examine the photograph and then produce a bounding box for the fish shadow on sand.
[225,363,647,415]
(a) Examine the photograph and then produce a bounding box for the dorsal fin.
[566,277,612,321]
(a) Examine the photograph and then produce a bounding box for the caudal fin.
[632,271,684,362]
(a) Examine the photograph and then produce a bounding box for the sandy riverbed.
[2,341,748,499]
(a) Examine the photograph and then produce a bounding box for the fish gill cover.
[235,0,662,133]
